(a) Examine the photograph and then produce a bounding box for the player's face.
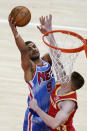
[27,43,40,60]
[71,81,76,91]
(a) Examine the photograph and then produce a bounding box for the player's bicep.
[55,101,76,125]
[58,100,76,116]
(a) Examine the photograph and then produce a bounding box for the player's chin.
[31,55,40,61]
[35,54,40,59]
[35,52,40,58]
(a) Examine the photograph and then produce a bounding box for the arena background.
[0,0,87,130]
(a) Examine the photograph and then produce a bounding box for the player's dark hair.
[71,71,84,90]
[25,41,33,45]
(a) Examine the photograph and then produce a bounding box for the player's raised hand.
[37,14,52,34]
[45,14,52,31]
[8,15,18,35]
[37,16,46,34]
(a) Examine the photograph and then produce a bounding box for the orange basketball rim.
[42,30,87,58]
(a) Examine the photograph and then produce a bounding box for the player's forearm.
[8,16,27,53]
[46,33,56,45]
[46,34,61,57]
[46,33,67,80]
[11,28,27,52]
[14,33,27,52]
[35,106,58,129]
[34,106,70,130]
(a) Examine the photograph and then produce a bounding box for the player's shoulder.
[58,99,76,112]
[41,53,52,66]
[60,99,76,106]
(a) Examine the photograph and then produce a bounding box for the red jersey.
[48,83,78,131]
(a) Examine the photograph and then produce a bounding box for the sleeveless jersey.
[48,83,78,131]
[27,59,55,123]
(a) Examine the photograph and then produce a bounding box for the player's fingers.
[8,15,12,22]
[37,25,40,30]
[40,16,43,24]
[49,14,52,21]
[41,16,45,25]
[14,21,17,27]
[40,16,45,25]
[46,16,48,21]
[41,16,43,24]
[10,17,13,23]
[39,17,42,24]
[37,25,41,31]
[41,16,43,20]
[49,14,52,25]
[43,16,45,24]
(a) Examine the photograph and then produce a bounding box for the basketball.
[10,6,31,27]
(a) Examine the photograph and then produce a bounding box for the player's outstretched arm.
[8,15,28,53]
[38,15,56,65]
[38,15,70,83]
[29,98,76,129]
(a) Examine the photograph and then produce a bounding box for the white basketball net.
[45,32,83,84]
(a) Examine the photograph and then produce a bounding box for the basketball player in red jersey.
[29,15,85,131]
[30,72,84,131]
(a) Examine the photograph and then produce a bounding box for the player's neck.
[34,58,43,66]
[57,83,72,96]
